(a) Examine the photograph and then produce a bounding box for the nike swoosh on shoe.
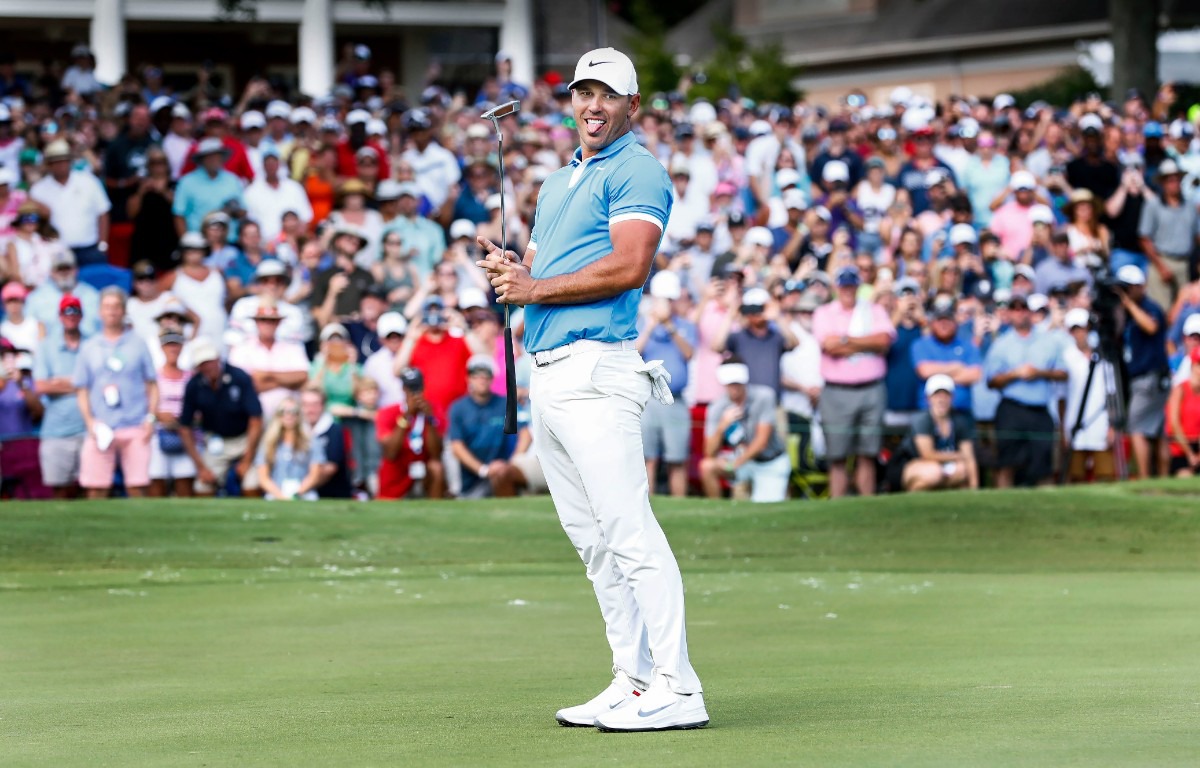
[637,704,673,718]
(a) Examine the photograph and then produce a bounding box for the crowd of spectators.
[2,43,1200,502]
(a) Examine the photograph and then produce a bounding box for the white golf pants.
[531,347,703,694]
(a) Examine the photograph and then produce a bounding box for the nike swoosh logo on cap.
[637,704,673,718]
[589,60,614,67]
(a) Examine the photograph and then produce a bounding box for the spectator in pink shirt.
[227,300,310,422]
[812,266,897,498]
[989,170,1039,258]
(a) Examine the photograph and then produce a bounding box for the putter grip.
[503,327,518,434]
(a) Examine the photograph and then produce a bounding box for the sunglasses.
[54,265,75,272]
[280,408,300,416]
[135,274,156,281]
[4,296,24,302]
[61,307,82,316]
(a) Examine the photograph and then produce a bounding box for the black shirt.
[1107,191,1146,253]
[179,364,263,437]
[314,420,353,498]
[104,131,157,223]
[1065,156,1120,201]
[312,265,376,319]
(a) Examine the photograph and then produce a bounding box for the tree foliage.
[627,0,683,95]
[686,26,802,105]
[1009,66,1104,109]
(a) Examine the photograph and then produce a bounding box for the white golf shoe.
[555,670,645,727]
[593,674,709,732]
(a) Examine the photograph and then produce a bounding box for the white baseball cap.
[265,100,292,120]
[716,362,750,386]
[742,287,771,307]
[1182,312,1200,337]
[240,110,266,130]
[1065,307,1091,330]
[458,286,489,310]
[822,160,850,184]
[568,47,638,96]
[746,227,774,248]
[1030,204,1056,225]
[782,188,807,211]
[649,270,682,300]
[1116,264,1146,285]
[449,219,476,240]
[748,119,772,137]
[924,373,955,397]
[190,338,220,367]
[950,223,977,246]
[1013,264,1036,282]
[377,311,408,337]
[290,106,317,125]
[1079,113,1104,133]
[775,168,802,189]
[993,93,1015,111]
[346,109,371,126]
[1026,293,1049,312]
[1010,170,1037,190]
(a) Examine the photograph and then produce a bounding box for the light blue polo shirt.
[32,331,88,438]
[982,328,1064,407]
[524,132,672,353]
[72,330,157,430]
[173,168,245,234]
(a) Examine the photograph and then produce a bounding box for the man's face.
[725,382,746,405]
[932,315,957,342]
[837,284,857,305]
[1162,175,1181,197]
[1123,283,1145,302]
[383,332,404,353]
[1010,304,1032,331]
[1015,188,1034,206]
[202,153,224,174]
[397,194,418,216]
[52,263,77,291]
[263,156,280,179]
[741,305,767,329]
[100,294,125,329]
[467,369,493,397]
[360,296,386,324]
[334,234,360,257]
[129,106,151,134]
[301,391,325,427]
[60,310,82,333]
[48,157,70,181]
[1053,241,1071,262]
[256,275,287,299]
[572,81,638,157]
[255,317,280,342]
[198,359,221,382]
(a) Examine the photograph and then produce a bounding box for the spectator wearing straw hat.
[312,223,376,326]
[228,260,306,346]
[227,299,310,422]
[173,137,244,236]
[1139,159,1198,308]
[29,139,112,267]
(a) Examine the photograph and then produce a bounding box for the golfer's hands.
[476,236,534,305]
[636,360,674,405]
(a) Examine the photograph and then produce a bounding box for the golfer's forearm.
[530,251,650,304]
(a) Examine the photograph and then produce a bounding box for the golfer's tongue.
[585,117,607,137]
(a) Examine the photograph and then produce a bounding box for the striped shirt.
[157,368,193,418]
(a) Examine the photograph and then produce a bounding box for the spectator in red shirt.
[336,109,390,181]
[392,297,470,428]
[180,108,255,182]
[376,368,444,499]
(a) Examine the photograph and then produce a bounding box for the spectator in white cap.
[699,358,792,503]
[1170,312,1200,386]
[228,259,306,346]
[894,373,979,492]
[358,311,408,410]
[30,139,113,267]
[382,181,447,278]
[400,107,460,209]
[664,158,706,252]
[1059,306,1115,481]
[636,269,697,497]
[244,144,313,243]
[1114,263,1171,479]
[1065,113,1119,207]
[771,189,809,268]
[1020,204,1058,267]
[336,108,389,180]
[744,110,804,220]
[713,286,797,397]
[817,160,864,245]
[447,353,514,498]
[811,118,864,194]
[988,169,1040,258]
[1139,158,1197,307]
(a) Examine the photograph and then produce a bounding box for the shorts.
[995,399,1055,485]
[641,397,691,463]
[818,381,886,461]
[80,426,152,489]
[509,451,548,494]
[40,434,85,487]
[149,432,197,481]
[194,432,260,494]
[732,451,792,503]
[1126,371,1169,437]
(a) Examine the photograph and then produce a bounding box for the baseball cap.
[179,231,207,250]
[1183,313,1200,337]
[149,95,175,114]
[782,189,807,211]
[726,211,747,228]
[1168,119,1196,139]
[748,119,771,137]
[1079,113,1104,134]
[375,179,403,202]
[1158,159,1183,178]
[746,226,774,248]
[835,266,861,287]
[190,338,220,366]
[741,287,771,309]
[400,367,425,391]
[467,354,496,376]
[155,298,188,320]
[240,110,266,130]
[894,277,921,296]
[877,126,897,141]
[254,260,289,280]
[924,373,955,397]
[132,260,156,280]
[1065,307,1091,330]
[159,329,187,346]
[171,103,192,120]
[821,160,850,184]
[353,44,371,60]
[1027,293,1049,312]
[265,100,292,120]
[193,137,227,158]
[1143,121,1164,138]
[775,168,801,189]
[346,109,371,126]
[449,219,476,240]
[949,223,977,246]
[649,270,682,300]
[485,193,507,211]
[924,168,950,189]
[2,281,28,301]
[319,322,350,341]
[1116,264,1146,285]
[396,181,421,199]
[716,362,750,386]
[458,287,489,311]
[403,109,433,131]
[1030,205,1056,225]
[51,250,77,269]
[569,47,638,96]
[1010,170,1037,190]
[290,106,317,125]
[377,311,408,338]
[993,93,1015,111]
[59,294,83,315]
[260,145,282,160]
[929,297,956,320]
[1013,264,1036,282]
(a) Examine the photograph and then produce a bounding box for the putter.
[480,100,521,434]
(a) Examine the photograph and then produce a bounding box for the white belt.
[532,339,635,368]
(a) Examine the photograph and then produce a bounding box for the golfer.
[477,47,707,732]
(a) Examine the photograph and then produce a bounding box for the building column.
[299,0,334,97]
[498,0,534,86]
[90,0,126,86]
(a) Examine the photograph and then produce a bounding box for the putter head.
[480,100,520,124]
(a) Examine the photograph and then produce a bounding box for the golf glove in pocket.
[636,360,674,405]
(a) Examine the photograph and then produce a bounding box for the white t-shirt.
[0,315,39,353]
[363,347,404,408]
[243,176,313,242]
[30,171,112,248]
[127,292,179,350]
[402,142,461,208]
[856,182,896,235]
[780,322,823,418]
[1062,343,1111,451]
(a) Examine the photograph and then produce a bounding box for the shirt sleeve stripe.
[610,212,664,231]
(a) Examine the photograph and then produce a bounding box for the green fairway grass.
[3,482,1199,767]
